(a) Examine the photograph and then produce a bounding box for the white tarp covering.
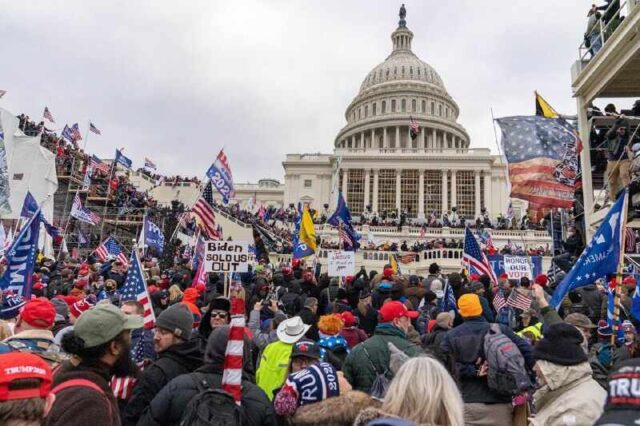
[0,108,58,223]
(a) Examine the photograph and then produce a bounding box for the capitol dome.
[335,11,469,150]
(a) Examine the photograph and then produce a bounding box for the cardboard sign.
[503,255,532,279]
[328,251,355,277]
[204,241,249,273]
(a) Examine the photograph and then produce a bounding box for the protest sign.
[502,255,533,279]
[328,251,355,276]
[205,241,249,272]
[488,255,542,278]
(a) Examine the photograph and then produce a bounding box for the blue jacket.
[440,316,534,403]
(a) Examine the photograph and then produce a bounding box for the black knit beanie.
[534,323,588,365]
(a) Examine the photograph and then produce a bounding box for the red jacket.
[340,327,369,349]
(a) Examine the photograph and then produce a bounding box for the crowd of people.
[0,250,638,425]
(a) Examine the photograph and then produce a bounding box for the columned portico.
[441,170,448,211]
[474,170,481,218]
[418,169,425,218]
[364,169,371,208]
[451,170,457,208]
[395,169,401,213]
[372,169,379,213]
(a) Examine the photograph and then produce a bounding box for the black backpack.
[179,373,243,426]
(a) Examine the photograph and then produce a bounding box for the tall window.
[411,99,417,112]
[373,103,377,116]
[480,172,486,211]
[391,99,396,112]
[382,100,386,113]
[456,170,475,218]
[431,102,435,115]
[401,170,419,218]
[347,169,365,215]
[421,100,426,112]
[377,170,396,215]
[401,99,406,112]
[438,104,443,116]
[368,171,374,210]
[364,105,368,118]
[424,171,442,215]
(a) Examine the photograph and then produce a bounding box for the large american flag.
[496,116,579,220]
[192,181,219,239]
[43,107,55,123]
[493,288,507,312]
[409,116,421,140]
[463,226,498,284]
[89,122,101,135]
[89,155,110,174]
[95,237,129,265]
[120,249,155,328]
[70,193,101,225]
[400,252,417,264]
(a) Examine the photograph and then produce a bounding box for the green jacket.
[256,340,293,400]
[342,324,422,392]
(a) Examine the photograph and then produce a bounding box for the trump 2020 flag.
[0,211,40,297]
[115,149,132,169]
[551,189,628,309]
[293,205,316,259]
[143,217,164,255]
[496,116,579,220]
[328,191,360,252]
[120,249,155,328]
[206,150,235,203]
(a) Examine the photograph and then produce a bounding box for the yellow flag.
[535,91,559,119]
[299,206,317,253]
[390,253,399,274]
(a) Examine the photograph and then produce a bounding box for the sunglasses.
[211,312,228,319]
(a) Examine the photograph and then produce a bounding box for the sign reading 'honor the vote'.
[205,241,250,273]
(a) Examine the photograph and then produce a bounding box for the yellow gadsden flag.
[299,206,317,253]
[535,91,559,119]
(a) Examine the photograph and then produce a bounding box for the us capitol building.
[225,8,516,221]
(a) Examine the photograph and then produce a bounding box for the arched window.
[417,67,421,76]
[382,100,386,113]
[394,67,397,77]
[438,104,442,116]
[391,99,396,112]
[411,99,417,112]
[386,69,390,79]
[431,102,435,115]
[373,103,377,116]
[365,105,368,117]
[401,99,406,112]
[421,100,426,112]
[401,66,405,77]
[410,66,413,76]
[358,108,361,119]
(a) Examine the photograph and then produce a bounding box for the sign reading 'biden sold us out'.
[204,241,250,273]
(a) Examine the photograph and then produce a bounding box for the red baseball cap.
[20,298,56,329]
[383,267,394,277]
[340,311,357,327]
[379,301,419,322]
[0,352,52,401]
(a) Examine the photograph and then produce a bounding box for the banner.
[503,255,533,279]
[487,255,543,278]
[206,150,235,203]
[0,212,40,297]
[328,251,355,277]
[204,241,249,273]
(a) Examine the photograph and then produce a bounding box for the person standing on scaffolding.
[606,115,631,201]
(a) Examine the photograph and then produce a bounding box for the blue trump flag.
[293,203,314,259]
[143,217,165,255]
[0,211,41,297]
[440,279,457,314]
[115,149,132,168]
[550,189,628,309]
[206,149,235,203]
[20,191,39,219]
[327,191,360,251]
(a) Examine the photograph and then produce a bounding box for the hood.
[161,338,204,370]
[204,325,253,371]
[292,390,379,426]
[537,360,593,392]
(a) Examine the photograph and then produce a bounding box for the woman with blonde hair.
[355,356,465,426]
[168,284,183,305]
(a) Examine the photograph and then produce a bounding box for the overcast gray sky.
[0,1,597,183]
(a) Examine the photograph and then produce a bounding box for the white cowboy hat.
[276,316,310,344]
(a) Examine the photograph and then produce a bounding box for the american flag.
[144,157,156,170]
[409,116,421,140]
[463,227,498,284]
[625,227,636,253]
[62,123,83,142]
[506,289,533,311]
[400,252,417,264]
[338,223,354,249]
[493,289,507,312]
[496,116,578,220]
[111,376,136,400]
[70,193,101,225]
[120,249,155,328]
[94,236,129,265]
[192,181,219,239]
[89,155,110,174]
[89,122,101,135]
[43,107,55,123]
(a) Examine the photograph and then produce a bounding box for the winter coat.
[530,360,606,426]
[44,361,119,426]
[420,325,448,362]
[478,295,495,322]
[404,284,425,311]
[247,309,279,351]
[137,364,277,426]
[340,326,368,349]
[578,284,603,324]
[440,316,534,404]
[299,307,319,341]
[122,338,204,425]
[354,406,442,426]
[290,390,380,426]
[356,305,378,336]
[606,118,631,161]
[342,324,422,392]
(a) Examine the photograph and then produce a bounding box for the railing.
[579,0,638,63]
[315,224,550,240]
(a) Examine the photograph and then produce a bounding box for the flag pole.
[611,189,629,347]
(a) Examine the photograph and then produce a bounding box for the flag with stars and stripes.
[43,107,55,123]
[89,122,101,135]
[70,193,101,225]
[463,226,498,284]
[120,249,155,328]
[550,189,627,309]
[89,155,110,174]
[493,288,507,312]
[506,289,532,311]
[409,116,421,140]
[62,123,82,143]
[192,181,219,239]
[496,116,579,219]
[94,236,129,266]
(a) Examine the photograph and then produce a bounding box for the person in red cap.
[342,300,422,392]
[0,298,59,359]
[0,352,54,425]
[338,311,368,349]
